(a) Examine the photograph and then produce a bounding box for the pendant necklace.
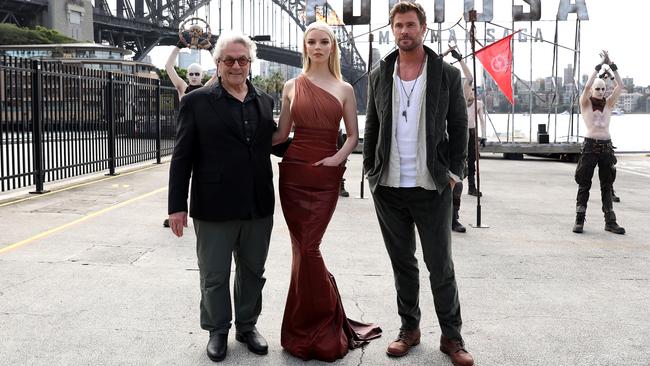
[398,52,426,123]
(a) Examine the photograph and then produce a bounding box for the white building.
[178,49,200,69]
[616,92,644,113]
[258,60,300,80]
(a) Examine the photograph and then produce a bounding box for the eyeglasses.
[219,57,251,66]
[188,72,201,77]
[594,87,605,91]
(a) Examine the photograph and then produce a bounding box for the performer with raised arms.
[573,51,625,234]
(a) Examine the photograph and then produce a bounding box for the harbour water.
[353,113,650,153]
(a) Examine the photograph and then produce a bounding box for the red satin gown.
[279,75,382,362]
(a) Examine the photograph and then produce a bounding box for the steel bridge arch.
[93,0,212,60]
[268,0,366,73]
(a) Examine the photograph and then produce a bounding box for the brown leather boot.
[440,335,474,366]
[386,328,420,357]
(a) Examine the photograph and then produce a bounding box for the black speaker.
[537,124,547,133]
[537,133,549,144]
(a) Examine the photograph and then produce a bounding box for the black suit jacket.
[168,81,277,221]
[363,46,469,192]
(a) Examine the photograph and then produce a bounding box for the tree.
[251,72,285,113]
[0,23,77,45]
[251,75,268,92]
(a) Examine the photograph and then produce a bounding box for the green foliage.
[34,26,77,43]
[251,71,284,94]
[0,23,77,45]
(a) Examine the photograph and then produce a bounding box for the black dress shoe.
[207,332,228,362]
[236,329,268,355]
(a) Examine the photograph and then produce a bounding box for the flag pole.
[469,9,488,229]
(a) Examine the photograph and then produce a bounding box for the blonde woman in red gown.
[272,21,382,362]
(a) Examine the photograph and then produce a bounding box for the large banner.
[306,0,589,25]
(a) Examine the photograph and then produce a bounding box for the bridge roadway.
[1,153,649,365]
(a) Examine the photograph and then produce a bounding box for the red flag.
[475,32,517,105]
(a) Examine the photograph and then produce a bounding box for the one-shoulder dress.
[279,75,382,362]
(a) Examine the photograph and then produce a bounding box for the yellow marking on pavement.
[0,164,164,208]
[0,186,168,255]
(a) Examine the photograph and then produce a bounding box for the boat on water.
[612,108,624,116]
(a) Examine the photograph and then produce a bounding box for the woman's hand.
[313,156,343,167]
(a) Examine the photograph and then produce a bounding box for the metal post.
[438,23,442,54]
[554,24,559,143]
[359,31,373,200]
[219,0,222,35]
[29,59,48,194]
[575,19,581,143]
[529,19,533,142]
[106,72,117,176]
[155,78,161,164]
[469,10,487,229]
[510,0,515,143]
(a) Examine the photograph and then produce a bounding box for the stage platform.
[480,141,582,160]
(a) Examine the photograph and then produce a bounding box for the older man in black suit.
[168,30,283,362]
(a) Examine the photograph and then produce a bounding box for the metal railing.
[0,55,178,193]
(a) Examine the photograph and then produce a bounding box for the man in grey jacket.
[363,2,473,366]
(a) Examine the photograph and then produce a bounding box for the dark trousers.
[467,128,477,187]
[574,138,617,213]
[371,185,463,341]
[452,181,463,213]
[193,216,273,334]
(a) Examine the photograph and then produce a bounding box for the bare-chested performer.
[573,51,625,234]
[448,49,487,233]
[599,69,621,203]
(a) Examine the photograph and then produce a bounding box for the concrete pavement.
[1,153,649,365]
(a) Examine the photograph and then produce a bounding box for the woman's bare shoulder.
[338,80,355,100]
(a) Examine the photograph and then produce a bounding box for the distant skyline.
[146,1,647,85]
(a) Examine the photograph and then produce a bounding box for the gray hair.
[212,30,257,63]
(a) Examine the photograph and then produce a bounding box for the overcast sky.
[146,0,647,86]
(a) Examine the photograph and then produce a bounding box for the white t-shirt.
[395,74,424,187]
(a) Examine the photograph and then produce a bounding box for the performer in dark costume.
[573,51,625,234]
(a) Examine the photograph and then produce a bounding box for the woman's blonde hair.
[302,22,341,80]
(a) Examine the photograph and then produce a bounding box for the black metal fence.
[0,55,178,193]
